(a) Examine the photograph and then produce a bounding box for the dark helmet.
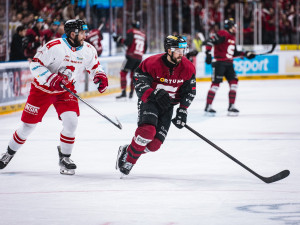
[224,18,236,30]
[164,35,187,52]
[132,21,140,29]
[64,19,88,37]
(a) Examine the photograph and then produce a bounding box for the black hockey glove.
[205,51,212,64]
[150,89,171,113]
[245,51,256,59]
[172,107,187,129]
[113,35,122,43]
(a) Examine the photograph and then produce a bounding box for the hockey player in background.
[116,35,196,176]
[113,21,147,99]
[203,18,255,116]
[0,19,108,175]
[85,23,103,57]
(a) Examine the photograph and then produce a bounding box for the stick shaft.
[63,86,122,129]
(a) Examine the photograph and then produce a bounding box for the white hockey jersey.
[30,38,106,94]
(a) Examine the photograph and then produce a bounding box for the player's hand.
[93,72,108,93]
[172,107,187,129]
[113,35,122,43]
[150,89,171,113]
[245,51,256,59]
[205,51,212,64]
[48,73,71,91]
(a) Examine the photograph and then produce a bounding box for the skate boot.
[204,104,216,116]
[116,145,134,176]
[116,90,126,100]
[129,90,134,99]
[228,104,239,116]
[0,152,14,169]
[58,146,76,175]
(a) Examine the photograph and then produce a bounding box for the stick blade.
[263,170,290,184]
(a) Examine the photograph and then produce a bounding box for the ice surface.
[0,80,299,225]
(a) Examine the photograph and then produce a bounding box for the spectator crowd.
[1,0,299,62]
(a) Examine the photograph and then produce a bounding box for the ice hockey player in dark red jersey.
[43,20,62,44]
[85,24,103,57]
[116,35,196,176]
[203,18,255,116]
[24,18,44,60]
[113,21,147,99]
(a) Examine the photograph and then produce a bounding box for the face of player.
[229,26,236,34]
[168,48,184,64]
[70,30,86,46]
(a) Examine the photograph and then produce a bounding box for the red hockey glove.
[172,107,188,129]
[93,73,108,93]
[48,73,72,91]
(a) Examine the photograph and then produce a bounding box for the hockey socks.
[126,124,156,164]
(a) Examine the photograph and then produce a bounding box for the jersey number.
[226,44,235,59]
[135,39,144,53]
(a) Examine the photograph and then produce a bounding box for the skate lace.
[123,162,133,170]
[62,157,74,165]
[0,153,13,163]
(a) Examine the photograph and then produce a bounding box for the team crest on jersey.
[24,103,40,115]
[159,77,184,84]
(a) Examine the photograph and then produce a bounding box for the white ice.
[0,79,299,225]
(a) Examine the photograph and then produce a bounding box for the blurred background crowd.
[0,0,299,62]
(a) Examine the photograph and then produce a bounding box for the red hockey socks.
[206,83,219,104]
[229,80,238,104]
[120,70,127,89]
[127,124,156,164]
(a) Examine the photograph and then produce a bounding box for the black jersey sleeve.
[202,33,225,47]
[179,74,196,108]
[133,66,154,101]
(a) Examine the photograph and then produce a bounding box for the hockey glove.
[150,89,171,113]
[113,35,122,43]
[93,73,108,93]
[48,73,72,91]
[172,107,187,129]
[205,51,212,64]
[245,51,256,59]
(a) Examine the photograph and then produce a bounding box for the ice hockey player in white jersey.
[0,19,108,175]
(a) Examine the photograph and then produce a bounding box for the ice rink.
[0,79,299,225]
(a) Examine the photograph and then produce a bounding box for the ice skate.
[58,146,76,175]
[129,90,134,99]
[0,151,14,169]
[228,104,239,116]
[116,90,127,100]
[204,104,216,116]
[116,145,134,177]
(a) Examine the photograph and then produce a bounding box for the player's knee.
[229,80,238,91]
[210,83,220,92]
[18,122,37,138]
[145,138,162,152]
[134,124,156,147]
[61,112,78,135]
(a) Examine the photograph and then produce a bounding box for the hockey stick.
[185,124,290,184]
[62,85,122,130]
[254,43,276,56]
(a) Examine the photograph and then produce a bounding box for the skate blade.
[227,111,239,117]
[204,112,216,117]
[60,168,75,175]
[120,172,127,179]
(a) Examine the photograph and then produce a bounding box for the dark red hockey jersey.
[123,28,146,60]
[135,53,196,108]
[208,29,236,63]
[85,29,103,56]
